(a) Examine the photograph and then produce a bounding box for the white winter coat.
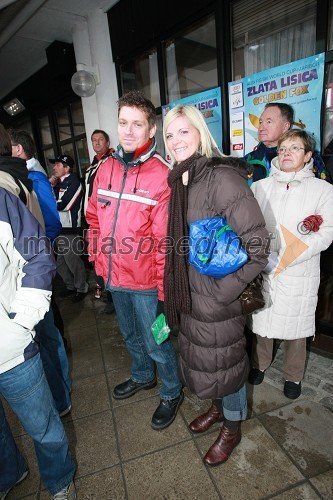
[250,157,333,340]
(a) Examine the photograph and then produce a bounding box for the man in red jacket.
[86,90,183,430]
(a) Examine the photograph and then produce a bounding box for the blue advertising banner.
[162,87,223,152]
[228,53,325,157]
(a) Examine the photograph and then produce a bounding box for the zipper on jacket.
[106,166,128,286]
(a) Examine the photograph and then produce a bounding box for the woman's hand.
[263,252,279,274]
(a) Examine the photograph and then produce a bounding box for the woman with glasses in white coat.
[249,129,333,399]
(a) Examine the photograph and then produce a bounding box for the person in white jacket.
[0,124,76,500]
[249,129,333,399]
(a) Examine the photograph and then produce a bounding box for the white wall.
[72,9,119,160]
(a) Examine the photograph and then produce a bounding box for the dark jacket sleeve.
[210,169,269,305]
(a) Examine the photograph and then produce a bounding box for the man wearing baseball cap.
[50,154,89,303]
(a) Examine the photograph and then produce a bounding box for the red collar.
[96,148,113,161]
[133,138,153,159]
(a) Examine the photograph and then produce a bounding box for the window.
[118,15,218,108]
[39,115,53,148]
[36,99,87,178]
[120,49,161,108]
[323,63,333,155]
[38,114,54,174]
[56,107,71,142]
[155,114,164,157]
[165,15,218,102]
[328,0,333,50]
[71,101,85,136]
[232,0,317,79]
[75,138,90,175]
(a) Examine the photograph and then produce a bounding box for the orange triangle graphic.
[274,224,309,278]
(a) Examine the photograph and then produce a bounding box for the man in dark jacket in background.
[84,129,114,214]
[84,129,115,311]
[50,154,89,303]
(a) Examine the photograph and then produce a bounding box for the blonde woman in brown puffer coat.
[163,104,269,466]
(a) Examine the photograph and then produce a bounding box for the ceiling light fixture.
[71,63,100,98]
[3,98,26,116]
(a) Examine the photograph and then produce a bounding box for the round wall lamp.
[71,64,100,97]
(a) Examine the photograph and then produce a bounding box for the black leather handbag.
[238,274,265,314]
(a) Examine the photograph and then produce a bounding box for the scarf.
[0,156,33,191]
[0,156,33,204]
[164,152,200,328]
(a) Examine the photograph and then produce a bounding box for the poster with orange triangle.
[274,225,309,278]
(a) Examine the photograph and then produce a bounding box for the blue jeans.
[36,306,72,413]
[214,384,247,421]
[0,354,76,495]
[110,289,182,400]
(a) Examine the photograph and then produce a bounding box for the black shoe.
[151,391,184,430]
[284,381,301,399]
[112,377,157,400]
[248,368,265,385]
[72,291,88,303]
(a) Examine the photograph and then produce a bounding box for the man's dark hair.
[0,124,12,156]
[118,90,156,127]
[264,102,294,127]
[7,128,35,159]
[91,129,110,142]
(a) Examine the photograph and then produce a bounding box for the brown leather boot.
[203,424,241,466]
[189,404,224,433]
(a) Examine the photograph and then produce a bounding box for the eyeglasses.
[277,145,305,154]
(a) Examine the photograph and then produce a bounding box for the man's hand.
[49,175,57,187]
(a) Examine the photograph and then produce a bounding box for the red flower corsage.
[302,215,323,233]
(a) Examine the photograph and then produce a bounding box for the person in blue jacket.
[8,128,72,418]
[9,129,61,241]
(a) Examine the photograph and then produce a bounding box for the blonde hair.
[163,104,222,162]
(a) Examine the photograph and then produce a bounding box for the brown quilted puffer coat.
[178,155,269,399]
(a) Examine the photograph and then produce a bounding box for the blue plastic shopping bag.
[189,217,248,278]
